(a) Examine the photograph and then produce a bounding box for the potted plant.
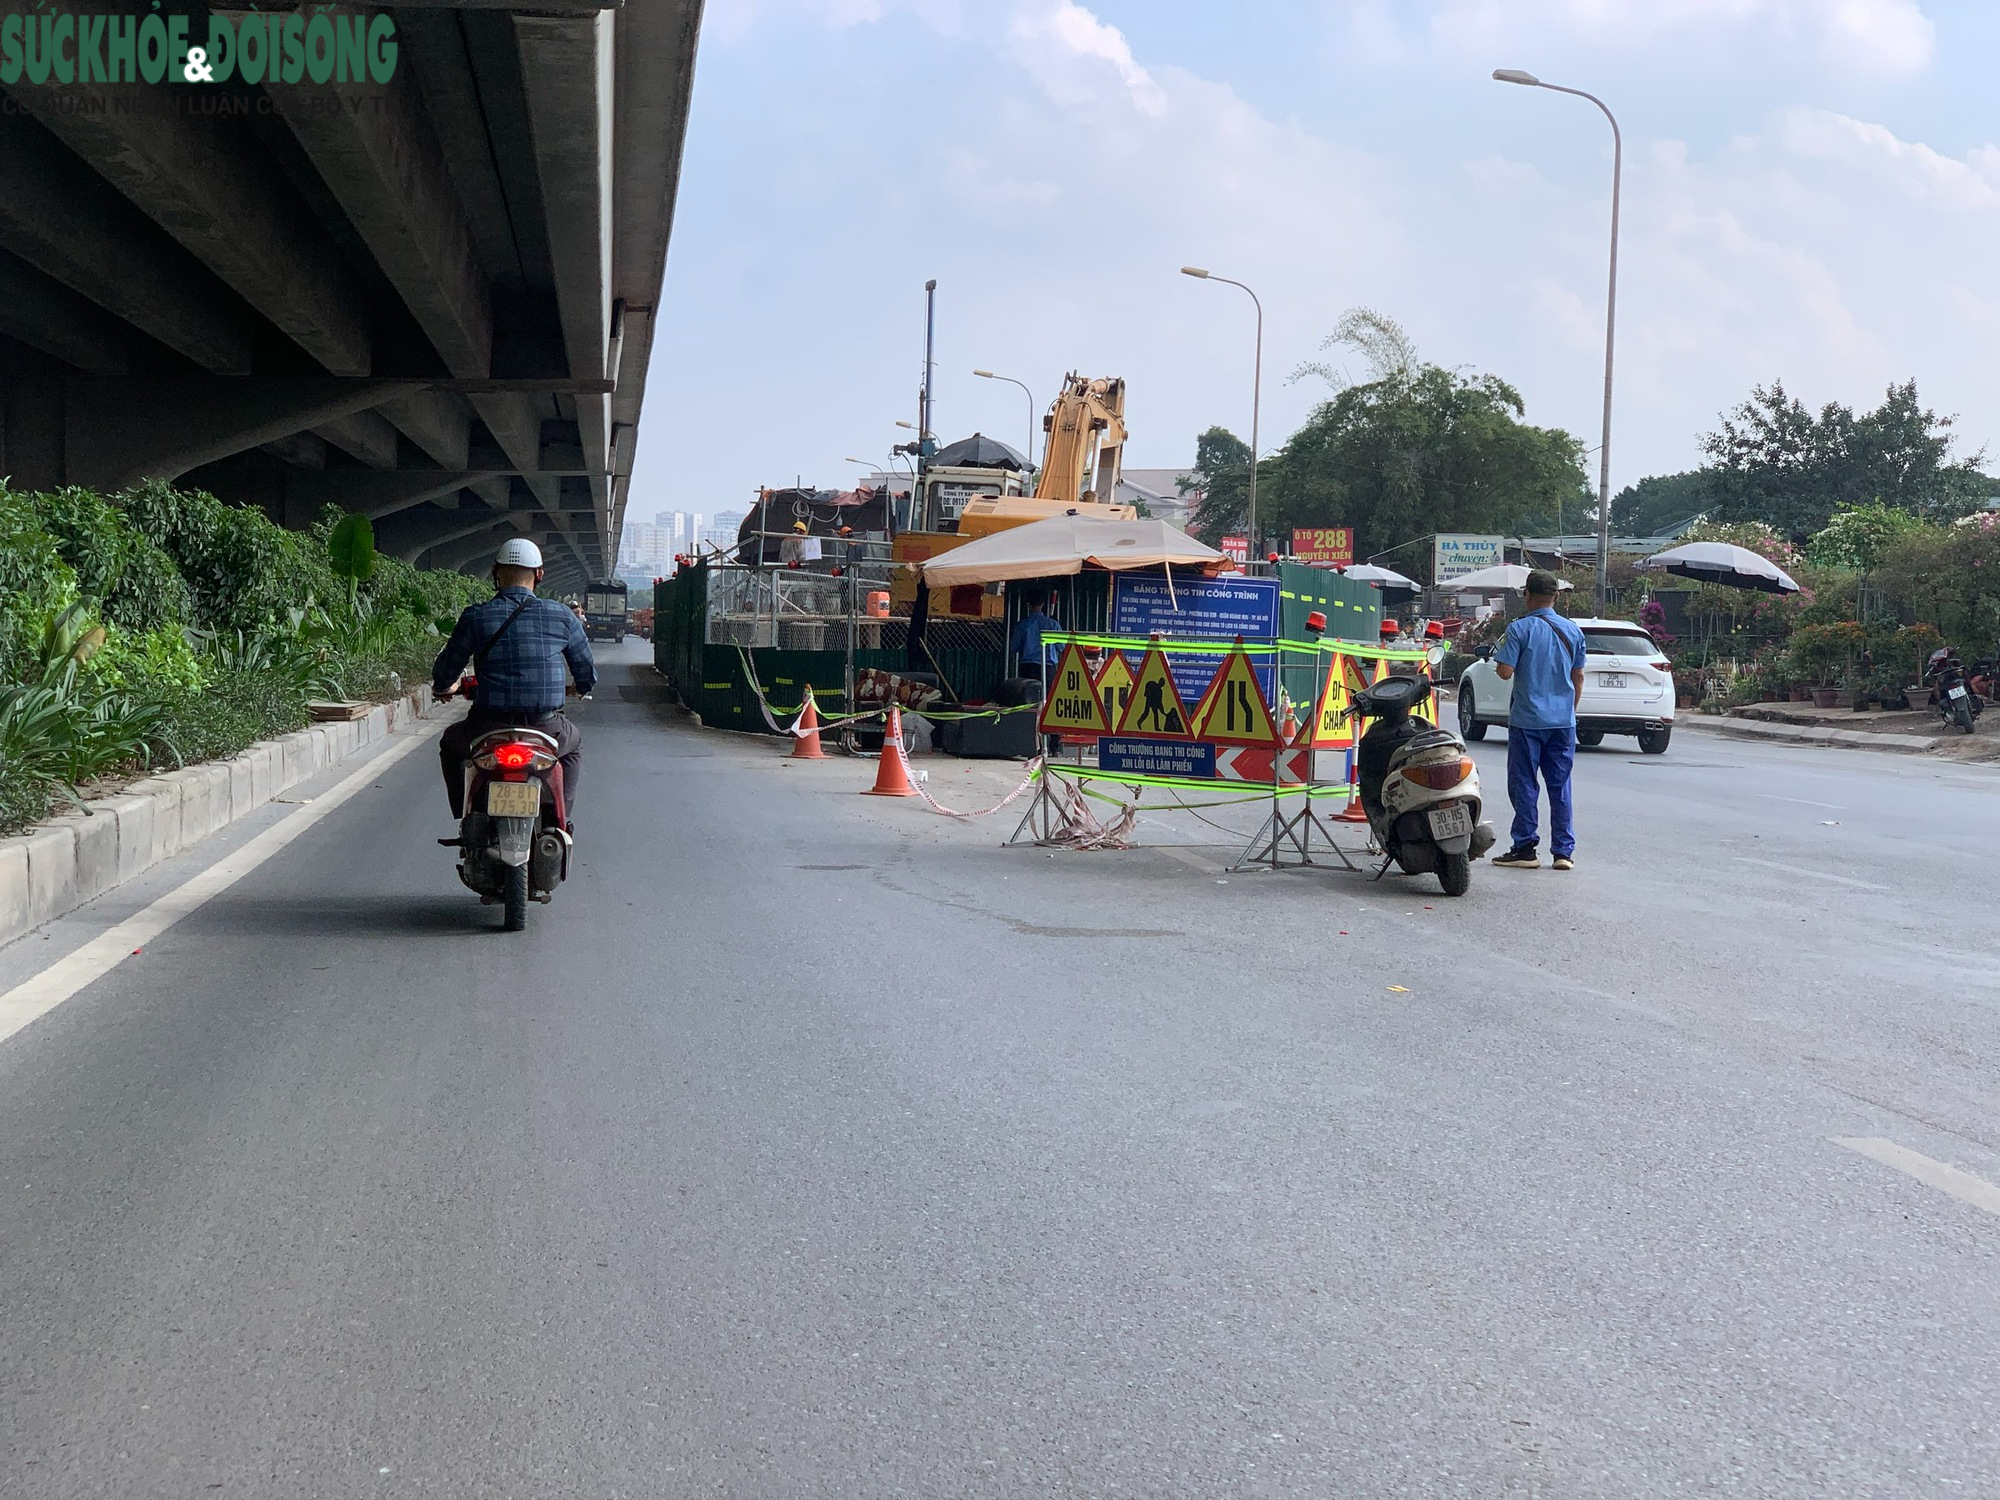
[1786,620,1866,709]
[1894,623,1945,710]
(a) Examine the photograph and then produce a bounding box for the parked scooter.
[439,675,574,931]
[1347,674,1496,897]
[1925,647,1983,735]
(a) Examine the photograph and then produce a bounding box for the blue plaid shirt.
[432,587,595,715]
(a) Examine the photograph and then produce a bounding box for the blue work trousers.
[1506,725,1576,857]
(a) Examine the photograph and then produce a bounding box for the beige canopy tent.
[915,513,1226,587]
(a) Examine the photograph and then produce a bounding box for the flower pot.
[1904,686,1930,712]
[1811,686,1842,708]
[1789,687,1812,702]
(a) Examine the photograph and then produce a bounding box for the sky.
[629,0,2000,522]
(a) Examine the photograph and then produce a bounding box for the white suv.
[1455,617,1676,754]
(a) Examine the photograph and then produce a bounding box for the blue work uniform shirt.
[1009,609,1060,668]
[1494,607,1587,729]
[432,587,596,716]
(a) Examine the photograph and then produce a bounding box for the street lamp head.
[1180,266,1210,279]
[1492,68,1541,86]
[973,369,995,379]
[895,420,916,430]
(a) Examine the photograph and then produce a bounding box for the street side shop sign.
[1291,527,1354,566]
[1432,533,1502,584]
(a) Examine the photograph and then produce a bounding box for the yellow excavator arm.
[1034,373,1127,507]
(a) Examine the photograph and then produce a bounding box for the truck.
[583,578,629,642]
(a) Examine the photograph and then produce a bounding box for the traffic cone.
[861,705,918,797]
[1335,789,1371,823]
[790,687,827,759]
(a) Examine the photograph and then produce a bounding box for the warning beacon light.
[1304,610,1327,637]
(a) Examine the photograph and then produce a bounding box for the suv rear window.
[1584,630,1658,659]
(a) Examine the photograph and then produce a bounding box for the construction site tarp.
[916,513,1226,586]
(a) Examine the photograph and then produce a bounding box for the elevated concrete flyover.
[0,0,704,594]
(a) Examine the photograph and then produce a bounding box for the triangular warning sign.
[1114,647,1193,738]
[1037,641,1112,735]
[1343,653,1379,695]
[1094,652,1135,729]
[1311,652,1374,747]
[1190,647,1278,746]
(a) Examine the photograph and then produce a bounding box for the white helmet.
[495,537,544,569]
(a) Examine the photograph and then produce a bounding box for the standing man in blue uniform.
[1490,571,1587,871]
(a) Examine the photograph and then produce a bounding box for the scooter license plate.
[1949,684,1969,700]
[486,781,541,817]
[1427,803,1471,840]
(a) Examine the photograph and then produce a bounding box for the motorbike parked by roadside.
[1925,647,1983,735]
[1347,674,1496,897]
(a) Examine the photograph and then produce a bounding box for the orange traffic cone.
[1279,698,1299,746]
[861,705,918,797]
[790,687,827,759]
[1333,751,1370,822]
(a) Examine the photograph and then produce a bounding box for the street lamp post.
[1180,267,1264,560]
[1493,68,1622,612]
[972,369,1038,469]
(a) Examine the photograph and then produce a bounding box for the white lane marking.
[0,718,445,1047]
[1758,794,1846,810]
[1836,1137,2000,1218]
[1734,857,1885,891]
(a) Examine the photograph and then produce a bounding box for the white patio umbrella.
[1443,563,1574,592]
[1341,563,1420,589]
[1635,541,1800,594]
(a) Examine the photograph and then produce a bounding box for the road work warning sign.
[1037,642,1112,735]
[1114,647,1192,738]
[1094,652,1135,728]
[1190,647,1278,747]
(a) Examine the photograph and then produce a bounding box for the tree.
[1699,379,1991,537]
[1610,471,1711,538]
[1235,310,1586,571]
[1182,426,1254,543]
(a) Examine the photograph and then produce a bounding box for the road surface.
[3,642,1998,1496]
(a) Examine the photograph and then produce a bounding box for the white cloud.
[1430,0,1935,77]
[1009,1,1167,117]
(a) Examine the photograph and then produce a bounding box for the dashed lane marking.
[0,717,446,1048]
[1836,1137,2000,1218]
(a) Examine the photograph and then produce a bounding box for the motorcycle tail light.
[491,742,536,770]
[1402,757,1474,791]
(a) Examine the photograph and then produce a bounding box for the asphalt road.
[4,642,1999,1497]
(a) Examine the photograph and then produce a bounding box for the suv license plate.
[1599,672,1628,688]
[487,781,541,817]
[1428,803,1471,840]
[1949,684,1969,700]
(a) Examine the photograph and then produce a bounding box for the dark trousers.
[1506,725,1575,857]
[440,708,582,821]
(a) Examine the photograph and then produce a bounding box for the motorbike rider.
[432,538,595,824]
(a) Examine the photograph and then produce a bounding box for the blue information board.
[1111,576,1282,703]
[1099,737,1217,780]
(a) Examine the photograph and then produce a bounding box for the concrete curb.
[0,687,434,952]
[1680,714,1942,754]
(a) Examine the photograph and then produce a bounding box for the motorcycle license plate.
[486,781,541,817]
[1427,803,1471,840]
[1599,672,1628,688]
[1949,685,1969,700]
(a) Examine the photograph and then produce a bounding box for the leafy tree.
[1805,501,1932,572]
[1182,426,1254,543]
[1195,309,1588,572]
[1610,471,1711,538]
[1699,379,1991,537]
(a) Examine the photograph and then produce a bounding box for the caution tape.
[731,646,1040,739]
[906,755,1048,819]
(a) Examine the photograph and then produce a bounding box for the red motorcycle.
[440,675,573,931]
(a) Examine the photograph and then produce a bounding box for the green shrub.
[119,479,335,631]
[153,669,311,767]
[28,486,192,632]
